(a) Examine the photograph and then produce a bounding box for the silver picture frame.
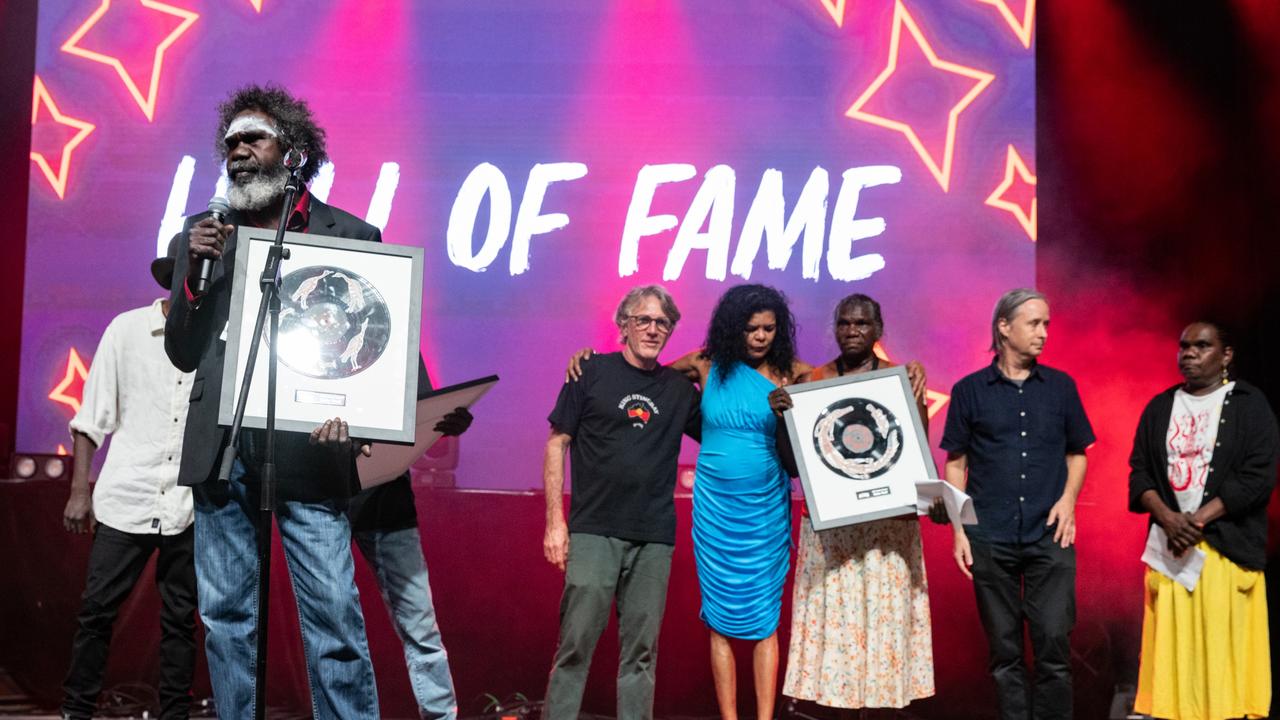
[218,227,424,444]
[782,365,937,530]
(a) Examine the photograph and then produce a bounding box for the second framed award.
[782,366,937,530]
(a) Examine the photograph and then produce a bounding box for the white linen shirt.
[69,298,194,535]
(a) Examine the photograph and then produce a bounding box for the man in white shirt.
[60,254,197,720]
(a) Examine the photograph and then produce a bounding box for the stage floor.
[0,480,1131,719]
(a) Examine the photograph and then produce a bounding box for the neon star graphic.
[985,145,1036,241]
[846,0,995,192]
[30,77,96,199]
[60,0,200,122]
[819,0,847,27]
[873,342,950,420]
[976,0,1035,49]
[49,348,90,414]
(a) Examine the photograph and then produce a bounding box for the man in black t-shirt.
[543,285,700,720]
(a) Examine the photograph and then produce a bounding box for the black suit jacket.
[165,198,382,501]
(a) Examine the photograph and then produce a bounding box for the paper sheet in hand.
[914,479,977,525]
[1141,524,1206,592]
[356,375,499,488]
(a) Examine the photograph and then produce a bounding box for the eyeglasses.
[627,315,674,334]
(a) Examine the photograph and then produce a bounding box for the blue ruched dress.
[692,361,793,640]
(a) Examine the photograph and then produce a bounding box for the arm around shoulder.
[790,359,814,380]
[669,349,708,384]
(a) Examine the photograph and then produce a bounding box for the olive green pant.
[544,533,674,720]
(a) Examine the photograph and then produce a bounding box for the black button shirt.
[941,361,1095,544]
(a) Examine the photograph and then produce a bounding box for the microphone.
[283,148,308,171]
[194,196,231,296]
[282,150,308,194]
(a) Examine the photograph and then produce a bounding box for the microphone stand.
[216,157,303,720]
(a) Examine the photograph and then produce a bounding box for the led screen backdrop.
[21,0,1035,488]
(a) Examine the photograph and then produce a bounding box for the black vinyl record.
[811,397,904,480]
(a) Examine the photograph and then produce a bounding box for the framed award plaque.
[782,365,937,530]
[218,227,424,443]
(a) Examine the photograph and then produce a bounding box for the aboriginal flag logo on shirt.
[619,394,659,429]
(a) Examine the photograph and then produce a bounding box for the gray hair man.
[542,285,700,720]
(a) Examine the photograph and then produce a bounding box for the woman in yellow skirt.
[1128,321,1279,720]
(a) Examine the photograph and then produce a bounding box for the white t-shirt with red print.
[1165,382,1234,513]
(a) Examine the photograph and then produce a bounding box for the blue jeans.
[193,461,378,719]
[355,527,457,720]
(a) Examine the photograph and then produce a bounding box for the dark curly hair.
[215,84,328,183]
[702,284,798,382]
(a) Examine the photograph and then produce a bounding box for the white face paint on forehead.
[224,115,279,140]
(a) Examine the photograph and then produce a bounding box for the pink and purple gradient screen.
[21,0,1034,488]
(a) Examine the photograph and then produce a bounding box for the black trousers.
[61,524,197,720]
[968,530,1075,720]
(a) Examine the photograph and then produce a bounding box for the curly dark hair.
[702,284,798,382]
[215,84,328,183]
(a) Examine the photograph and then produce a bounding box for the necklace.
[835,354,879,376]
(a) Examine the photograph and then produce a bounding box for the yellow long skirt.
[1134,542,1270,720]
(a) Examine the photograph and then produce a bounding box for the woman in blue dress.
[670,285,809,720]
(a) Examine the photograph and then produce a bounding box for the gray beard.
[227,164,290,211]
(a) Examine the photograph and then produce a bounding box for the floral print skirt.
[783,516,935,709]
